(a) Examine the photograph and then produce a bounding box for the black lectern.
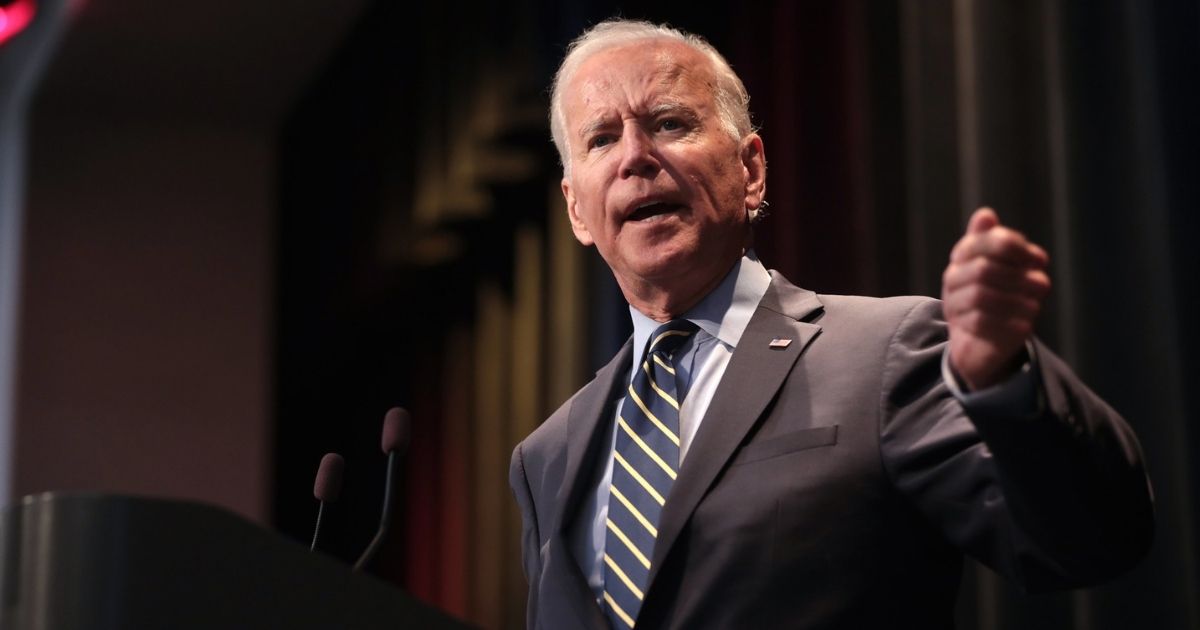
[0,493,474,629]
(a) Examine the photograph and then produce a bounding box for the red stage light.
[0,0,37,47]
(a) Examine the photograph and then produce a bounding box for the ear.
[562,177,594,246]
[740,133,767,211]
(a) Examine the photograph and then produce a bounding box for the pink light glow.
[0,0,37,47]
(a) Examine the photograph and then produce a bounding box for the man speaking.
[509,19,1152,629]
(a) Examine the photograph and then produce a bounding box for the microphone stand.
[353,449,398,571]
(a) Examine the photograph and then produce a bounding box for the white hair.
[549,19,754,177]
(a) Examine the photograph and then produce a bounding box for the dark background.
[4,1,1196,629]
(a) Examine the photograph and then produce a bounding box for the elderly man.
[509,19,1152,630]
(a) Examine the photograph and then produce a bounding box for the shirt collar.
[628,252,772,358]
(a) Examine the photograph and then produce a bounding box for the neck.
[620,257,740,322]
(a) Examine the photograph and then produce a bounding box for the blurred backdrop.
[1,1,1196,629]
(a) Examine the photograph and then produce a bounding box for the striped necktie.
[603,319,697,629]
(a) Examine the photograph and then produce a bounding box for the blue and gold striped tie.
[604,319,697,629]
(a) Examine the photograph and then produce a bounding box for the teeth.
[637,202,659,209]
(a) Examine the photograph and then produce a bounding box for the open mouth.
[627,202,684,221]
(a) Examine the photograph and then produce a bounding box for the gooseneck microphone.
[310,452,345,552]
[353,407,410,572]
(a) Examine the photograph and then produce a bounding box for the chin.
[625,248,705,282]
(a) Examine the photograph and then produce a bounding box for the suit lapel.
[556,340,633,530]
[542,340,633,630]
[647,274,824,586]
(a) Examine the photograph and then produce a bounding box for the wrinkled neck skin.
[617,242,746,322]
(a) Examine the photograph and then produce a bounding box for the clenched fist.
[942,208,1052,390]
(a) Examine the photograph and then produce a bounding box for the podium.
[0,493,474,629]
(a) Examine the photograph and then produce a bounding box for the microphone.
[353,407,410,572]
[310,452,345,552]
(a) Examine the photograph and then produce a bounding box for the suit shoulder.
[515,387,577,460]
[510,379,599,515]
[512,370,607,478]
[813,293,943,330]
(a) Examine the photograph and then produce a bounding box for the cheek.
[684,144,744,196]
[576,195,609,230]
[573,173,613,217]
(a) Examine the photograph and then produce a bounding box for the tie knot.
[646,319,698,357]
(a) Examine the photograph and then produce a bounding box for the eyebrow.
[648,101,693,118]
[578,117,611,141]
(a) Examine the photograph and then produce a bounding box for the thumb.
[967,207,999,235]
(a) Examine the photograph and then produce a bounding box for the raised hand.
[941,208,1052,390]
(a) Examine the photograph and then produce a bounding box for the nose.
[617,125,661,179]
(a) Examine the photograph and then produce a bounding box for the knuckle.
[950,239,969,261]
[969,257,990,282]
[996,226,1025,244]
[1038,274,1053,294]
[1011,319,1034,337]
[961,284,982,305]
[993,232,1018,252]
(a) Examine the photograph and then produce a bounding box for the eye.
[589,135,615,150]
[658,118,689,133]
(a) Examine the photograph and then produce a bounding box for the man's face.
[560,41,765,307]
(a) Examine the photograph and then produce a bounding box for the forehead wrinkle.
[565,42,717,151]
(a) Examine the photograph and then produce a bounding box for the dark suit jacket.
[509,272,1153,629]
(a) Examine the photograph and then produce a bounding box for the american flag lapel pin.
[768,338,792,350]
